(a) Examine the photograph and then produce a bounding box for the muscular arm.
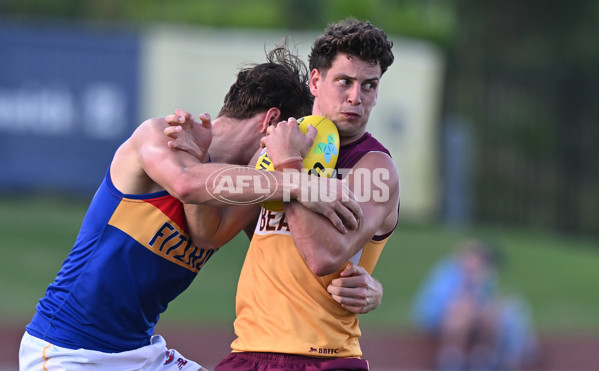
[259,118,398,276]
[157,111,361,247]
[110,116,340,208]
[183,149,263,249]
[184,203,260,249]
[284,152,400,276]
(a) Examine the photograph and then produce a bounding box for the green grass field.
[2,194,598,334]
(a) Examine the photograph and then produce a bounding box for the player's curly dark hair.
[309,17,394,75]
[219,40,313,120]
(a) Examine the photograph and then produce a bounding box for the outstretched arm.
[164,110,361,231]
[163,110,262,247]
[160,110,362,247]
[163,109,238,246]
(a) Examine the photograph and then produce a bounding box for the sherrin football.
[255,115,340,211]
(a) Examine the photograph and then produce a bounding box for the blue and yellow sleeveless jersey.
[26,169,214,352]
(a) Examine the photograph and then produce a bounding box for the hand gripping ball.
[255,115,340,211]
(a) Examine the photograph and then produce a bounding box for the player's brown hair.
[309,17,394,75]
[218,41,313,120]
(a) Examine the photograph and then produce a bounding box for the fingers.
[305,124,317,144]
[174,108,193,121]
[164,125,182,138]
[166,109,195,128]
[324,209,347,234]
[329,266,368,291]
[260,118,309,161]
[339,261,355,277]
[349,199,363,224]
[339,261,361,277]
[335,200,359,231]
[331,274,367,288]
[165,114,184,126]
[327,284,369,314]
[167,140,186,151]
[330,181,361,231]
[327,283,367,299]
[263,120,283,141]
[327,263,379,314]
[342,181,364,223]
[329,293,364,313]
[198,113,212,129]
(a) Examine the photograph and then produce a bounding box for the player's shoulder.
[128,116,168,144]
[358,134,396,168]
[359,132,390,152]
[356,150,397,172]
[352,151,400,196]
[139,116,168,132]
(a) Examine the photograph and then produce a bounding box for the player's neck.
[211,117,261,165]
[210,134,255,166]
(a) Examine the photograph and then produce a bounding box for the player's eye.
[364,82,377,90]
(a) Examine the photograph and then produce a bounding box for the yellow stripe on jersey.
[358,236,388,274]
[108,199,209,273]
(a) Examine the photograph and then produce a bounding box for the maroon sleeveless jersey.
[336,132,391,176]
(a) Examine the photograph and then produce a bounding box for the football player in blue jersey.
[20,44,382,371]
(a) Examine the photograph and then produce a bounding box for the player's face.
[310,53,381,144]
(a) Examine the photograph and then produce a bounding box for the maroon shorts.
[215,352,370,371]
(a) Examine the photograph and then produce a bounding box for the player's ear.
[309,69,320,96]
[261,107,281,132]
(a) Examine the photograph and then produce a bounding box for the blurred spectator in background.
[412,239,538,370]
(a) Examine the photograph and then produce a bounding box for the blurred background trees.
[1,0,598,237]
[446,0,599,236]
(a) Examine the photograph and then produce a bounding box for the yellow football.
[256,115,340,211]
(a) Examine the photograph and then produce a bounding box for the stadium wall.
[0,21,444,222]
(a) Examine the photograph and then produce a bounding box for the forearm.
[284,201,365,276]
[167,161,305,207]
[185,203,259,248]
[184,203,223,247]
